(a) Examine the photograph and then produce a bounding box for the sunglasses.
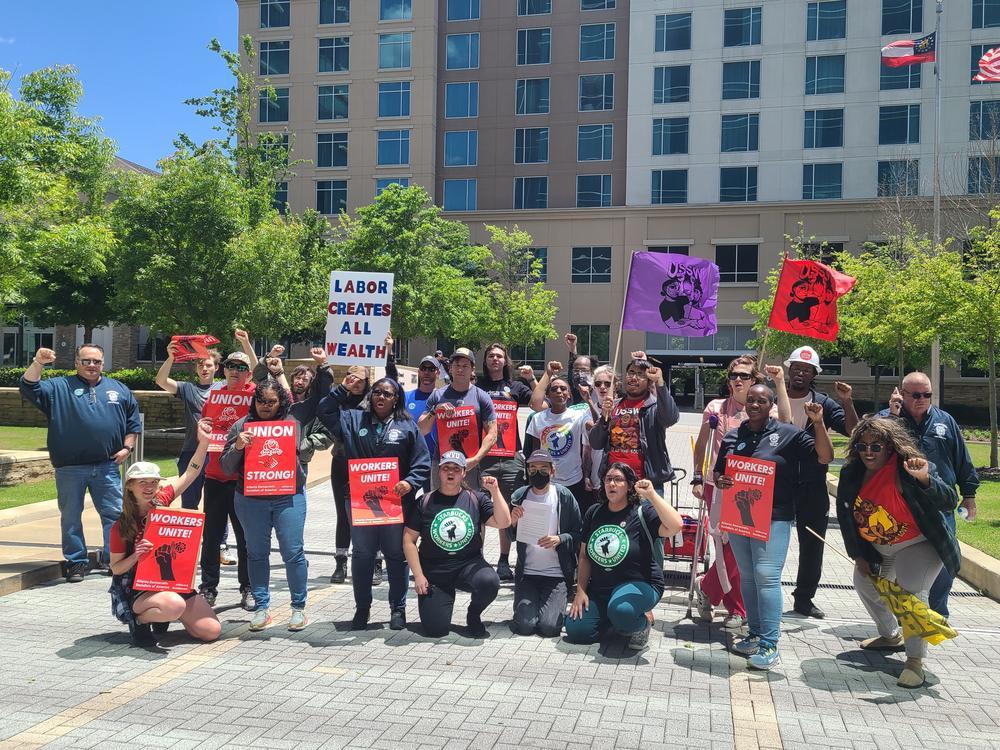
[370,389,397,399]
[78,358,103,366]
[225,363,250,372]
[856,442,884,454]
[728,372,753,381]
[594,380,613,388]
[418,365,438,372]
[255,397,279,407]
[903,390,933,400]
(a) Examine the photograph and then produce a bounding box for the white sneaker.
[722,613,746,629]
[288,609,308,631]
[249,608,272,631]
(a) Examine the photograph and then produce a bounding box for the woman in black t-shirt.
[565,462,682,649]
[403,450,511,638]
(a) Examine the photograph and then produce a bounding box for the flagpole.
[931,0,943,406]
[611,250,635,377]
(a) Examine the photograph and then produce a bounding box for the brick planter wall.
[0,388,187,430]
[0,454,54,487]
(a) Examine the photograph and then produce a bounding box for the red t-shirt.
[853,459,920,546]
[607,397,645,479]
[203,382,257,482]
[109,486,177,554]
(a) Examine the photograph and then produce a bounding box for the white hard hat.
[784,346,822,373]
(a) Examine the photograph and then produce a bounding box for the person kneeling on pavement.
[109,420,221,647]
[565,463,683,649]
[508,451,583,638]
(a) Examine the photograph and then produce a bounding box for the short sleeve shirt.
[582,501,664,599]
[424,384,497,459]
[479,378,532,453]
[526,408,590,485]
[175,381,214,453]
[109,486,177,554]
[406,489,494,577]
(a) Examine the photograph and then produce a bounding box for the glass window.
[316,180,347,214]
[570,324,610,360]
[881,59,921,90]
[443,179,477,210]
[444,130,478,166]
[653,65,690,104]
[447,33,480,69]
[802,162,843,199]
[378,81,411,118]
[716,244,758,283]
[652,117,688,155]
[879,104,920,144]
[319,37,350,72]
[655,13,692,52]
[720,166,758,202]
[721,113,759,152]
[577,175,612,208]
[380,0,412,21]
[448,0,480,21]
[882,0,922,35]
[317,132,348,167]
[806,55,845,94]
[578,124,613,161]
[273,181,288,214]
[968,156,1000,193]
[571,249,612,284]
[262,133,289,165]
[651,169,687,204]
[517,28,551,65]
[974,0,1000,28]
[376,178,409,195]
[379,32,412,69]
[804,108,844,148]
[582,0,615,9]
[877,160,919,196]
[523,248,548,282]
[318,84,349,120]
[580,23,615,61]
[648,245,689,255]
[516,78,550,114]
[724,7,762,47]
[579,73,614,111]
[971,100,1000,139]
[260,41,289,75]
[514,176,548,209]
[511,341,546,370]
[259,87,289,122]
[722,60,760,99]
[518,0,551,15]
[260,0,290,28]
[320,0,349,24]
[445,81,479,118]
[801,241,844,265]
[514,127,549,163]
[807,1,846,40]
[377,129,410,165]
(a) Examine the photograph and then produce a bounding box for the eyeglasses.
[255,397,279,407]
[594,380,613,388]
[418,365,438,372]
[370,389,397,399]
[78,359,103,366]
[604,475,627,484]
[728,372,753,381]
[225,363,250,372]
[903,390,933,400]
[856,442,883,454]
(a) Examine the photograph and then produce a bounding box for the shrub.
[0,367,200,390]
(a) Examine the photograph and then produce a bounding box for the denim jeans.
[728,520,792,647]
[929,511,956,619]
[54,461,123,565]
[349,522,408,610]
[234,492,308,610]
[564,581,661,644]
[176,451,205,511]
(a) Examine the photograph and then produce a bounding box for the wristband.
[123,445,134,454]
[690,477,703,486]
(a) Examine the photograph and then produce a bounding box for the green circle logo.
[588,524,629,567]
[430,508,475,552]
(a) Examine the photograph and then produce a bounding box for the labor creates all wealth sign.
[243,420,298,496]
[325,271,394,366]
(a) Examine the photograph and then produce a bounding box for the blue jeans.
[176,451,205,511]
[54,461,123,565]
[929,511,956,619]
[350,522,408,610]
[234,492,308,610]
[728,520,792,647]
[564,581,661,644]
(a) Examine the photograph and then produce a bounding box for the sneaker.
[372,559,384,587]
[330,556,348,584]
[288,609,309,631]
[249,608,272,631]
[626,621,652,650]
[89,558,111,576]
[897,657,925,688]
[151,621,169,636]
[65,562,87,583]
[860,633,905,652]
[496,558,514,582]
[466,612,489,639]
[389,607,406,631]
[240,589,256,612]
[722,613,747,630]
[200,589,218,608]
[351,608,370,631]
[732,634,761,656]
[695,578,714,622]
[129,621,156,647]
[748,642,781,671]
[219,544,237,566]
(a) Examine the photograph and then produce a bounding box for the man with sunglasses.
[405,356,443,492]
[20,344,141,582]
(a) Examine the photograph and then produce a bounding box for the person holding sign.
[318,377,430,631]
[108,419,220,647]
[835,416,960,689]
[713,385,832,672]
[402,452,511,638]
[508,451,583,638]
[565,464,683,649]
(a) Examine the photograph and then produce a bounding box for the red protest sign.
[169,334,221,363]
[766,258,856,342]
[487,400,518,458]
[720,455,776,541]
[348,457,402,526]
[133,509,204,593]
[202,388,254,453]
[244,420,298,496]
[438,405,480,459]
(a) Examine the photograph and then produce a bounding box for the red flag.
[974,47,1000,82]
[767,258,855,341]
[169,334,221,363]
[881,32,936,67]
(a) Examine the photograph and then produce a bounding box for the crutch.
[685,416,716,620]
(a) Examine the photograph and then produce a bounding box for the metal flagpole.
[611,250,635,377]
[931,0,943,407]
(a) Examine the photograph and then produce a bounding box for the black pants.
[419,558,499,637]
[512,574,568,638]
[793,478,829,608]
[331,463,352,554]
[200,478,249,593]
[567,479,593,515]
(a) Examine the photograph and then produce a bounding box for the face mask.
[529,471,550,490]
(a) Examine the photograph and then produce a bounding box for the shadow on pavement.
[796,650,943,702]
[56,632,170,661]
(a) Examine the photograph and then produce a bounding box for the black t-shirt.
[406,489,494,577]
[479,377,532,453]
[582,501,664,599]
[714,418,817,522]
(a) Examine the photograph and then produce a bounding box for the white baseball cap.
[125,461,161,481]
[784,346,822,373]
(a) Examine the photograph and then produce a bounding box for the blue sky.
[0,2,238,169]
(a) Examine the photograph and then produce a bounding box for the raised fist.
[546,360,563,377]
[803,401,824,424]
[834,381,853,401]
[310,347,326,365]
[234,329,250,343]
[764,364,784,382]
[564,333,577,351]
[34,348,56,365]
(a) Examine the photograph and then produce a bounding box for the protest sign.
[201,388,254,453]
[133,509,204,593]
[325,271,394,366]
[348,458,403,526]
[244,420,298,496]
[169,334,221,363]
[719,455,776,541]
[487,400,518,458]
[437,405,480,458]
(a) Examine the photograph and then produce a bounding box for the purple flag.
[622,252,719,337]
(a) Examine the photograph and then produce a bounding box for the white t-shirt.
[789,395,812,430]
[526,408,590,485]
[522,485,562,578]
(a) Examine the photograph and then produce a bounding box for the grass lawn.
[0,426,49,452]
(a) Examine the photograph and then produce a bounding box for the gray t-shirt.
[175,381,214,453]
[424,383,496,459]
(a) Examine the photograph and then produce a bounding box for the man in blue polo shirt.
[405,356,441,492]
[20,344,141,582]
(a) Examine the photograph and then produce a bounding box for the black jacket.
[588,384,681,483]
[509,483,583,588]
[798,388,848,483]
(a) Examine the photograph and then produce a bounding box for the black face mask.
[528,471,550,490]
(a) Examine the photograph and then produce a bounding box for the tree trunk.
[990,335,998,469]
[874,368,882,412]
[896,334,905,383]
[83,325,94,344]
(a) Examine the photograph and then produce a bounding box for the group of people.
[19,335,977,687]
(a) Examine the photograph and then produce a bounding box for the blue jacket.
[19,374,141,468]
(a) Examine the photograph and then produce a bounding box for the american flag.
[974,47,1000,82]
